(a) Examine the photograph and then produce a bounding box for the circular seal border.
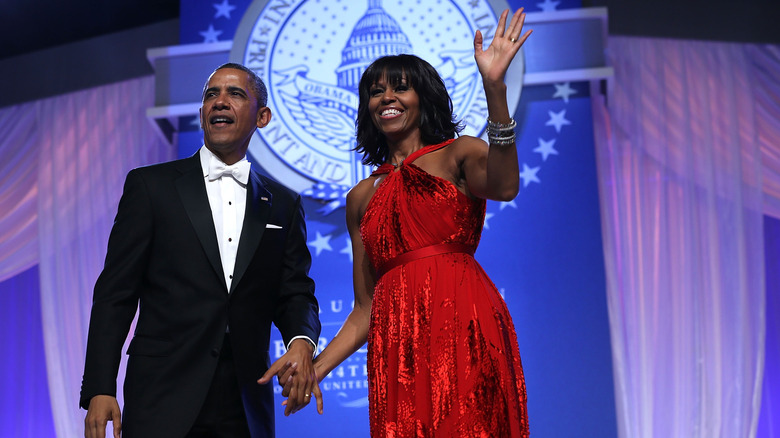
[231,0,524,193]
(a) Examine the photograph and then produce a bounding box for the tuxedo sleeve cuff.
[287,335,317,358]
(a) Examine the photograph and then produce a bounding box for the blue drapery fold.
[0,266,55,437]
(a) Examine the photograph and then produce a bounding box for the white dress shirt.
[199,146,248,291]
[198,146,316,353]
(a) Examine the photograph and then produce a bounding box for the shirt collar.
[199,146,249,179]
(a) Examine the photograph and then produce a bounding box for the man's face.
[199,68,270,160]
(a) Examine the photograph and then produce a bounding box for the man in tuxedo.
[80,63,321,438]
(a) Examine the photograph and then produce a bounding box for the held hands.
[84,395,121,438]
[257,339,323,416]
[474,8,533,85]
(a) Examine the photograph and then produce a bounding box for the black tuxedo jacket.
[80,154,320,438]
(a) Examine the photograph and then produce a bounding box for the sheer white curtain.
[16,76,171,437]
[593,37,780,438]
[0,103,40,282]
[752,46,780,218]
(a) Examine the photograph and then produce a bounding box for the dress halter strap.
[371,139,457,177]
[371,163,395,176]
[406,138,455,163]
[375,242,475,279]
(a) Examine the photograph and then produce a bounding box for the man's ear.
[256,106,272,128]
[199,108,204,130]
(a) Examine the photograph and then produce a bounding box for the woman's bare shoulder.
[347,176,378,203]
[346,175,382,223]
[450,135,488,155]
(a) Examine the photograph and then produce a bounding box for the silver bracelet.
[488,132,516,146]
[487,118,517,132]
[486,118,516,146]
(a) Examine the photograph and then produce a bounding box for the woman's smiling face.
[367,75,421,141]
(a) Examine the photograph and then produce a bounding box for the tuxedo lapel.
[231,171,272,294]
[175,155,227,291]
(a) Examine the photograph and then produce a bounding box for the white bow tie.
[208,158,251,184]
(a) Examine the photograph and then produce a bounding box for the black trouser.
[187,334,251,438]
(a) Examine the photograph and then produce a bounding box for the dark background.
[1,0,777,108]
[1,0,778,61]
[0,0,179,59]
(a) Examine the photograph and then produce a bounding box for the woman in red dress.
[301,8,531,437]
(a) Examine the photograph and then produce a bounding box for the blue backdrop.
[177,0,617,436]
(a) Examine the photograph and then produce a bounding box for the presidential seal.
[231,0,523,211]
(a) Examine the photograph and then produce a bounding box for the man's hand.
[257,339,323,415]
[84,395,121,438]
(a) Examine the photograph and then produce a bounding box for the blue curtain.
[759,215,780,437]
[0,265,56,437]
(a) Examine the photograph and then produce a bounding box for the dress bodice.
[359,139,486,272]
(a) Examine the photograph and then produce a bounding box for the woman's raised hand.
[474,8,532,85]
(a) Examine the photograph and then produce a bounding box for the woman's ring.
[510,37,518,43]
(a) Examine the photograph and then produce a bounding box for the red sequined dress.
[361,139,529,437]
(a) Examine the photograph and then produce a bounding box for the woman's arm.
[459,8,532,201]
[313,183,376,380]
[275,181,376,414]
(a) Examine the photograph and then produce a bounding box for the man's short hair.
[204,63,268,107]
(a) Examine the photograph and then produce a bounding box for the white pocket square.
[266,224,283,229]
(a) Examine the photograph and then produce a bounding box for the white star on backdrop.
[483,212,495,230]
[340,237,353,262]
[546,109,572,133]
[308,231,333,256]
[552,82,577,103]
[534,137,558,161]
[213,0,237,19]
[537,0,561,12]
[199,25,223,43]
[499,200,517,210]
[519,163,541,187]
